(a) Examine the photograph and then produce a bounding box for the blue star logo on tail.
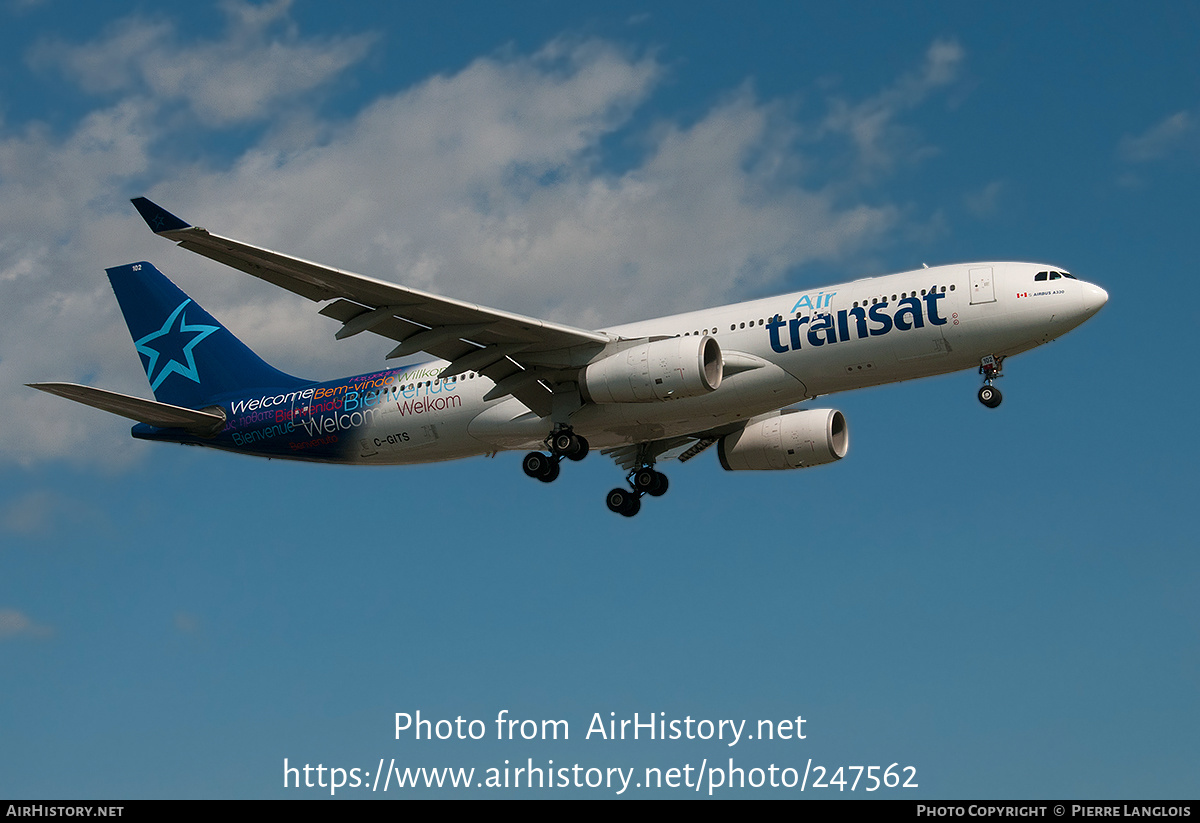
[134,299,219,392]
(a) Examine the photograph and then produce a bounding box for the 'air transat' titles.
[789,291,836,313]
[768,292,947,354]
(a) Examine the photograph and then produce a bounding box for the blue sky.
[2,0,1196,799]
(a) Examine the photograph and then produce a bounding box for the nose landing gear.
[978,355,1004,408]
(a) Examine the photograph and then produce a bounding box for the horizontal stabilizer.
[27,382,226,436]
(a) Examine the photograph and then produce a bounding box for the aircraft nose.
[1081,283,1109,316]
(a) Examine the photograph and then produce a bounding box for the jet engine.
[717,409,848,471]
[580,336,722,403]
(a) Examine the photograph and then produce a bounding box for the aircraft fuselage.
[133,261,1107,464]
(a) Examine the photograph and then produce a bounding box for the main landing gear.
[521,427,589,483]
[606,465,669,518]
[521,428,669,517]
[978,354,1004,408]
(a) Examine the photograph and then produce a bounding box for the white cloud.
[2,490,56,534]
[174,611,200,634]
[1,488,114,535]
[29,0,374,126]
[2,23,964,466]
[0,608,53,640]
[821,38,964,176]
[1120,110,1194,163]
[964,180,1004,217]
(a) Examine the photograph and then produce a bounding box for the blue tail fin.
[107,262,311,408]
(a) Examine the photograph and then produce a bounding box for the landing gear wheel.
[632,467,668,497]
[978,385,1002,408]
[566,434,589,462]
[977,355,1004,408]
[522,451,547,478]
[550,430,589,461]
[606,487,641,517]
[646,472,668,497]
[538,459,560,483]
[522,451,560,481]
[632,468,658,492]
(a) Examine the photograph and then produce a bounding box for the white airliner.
[31,198,1108,515]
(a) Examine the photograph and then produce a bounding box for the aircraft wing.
[131,198,613,417]
[600,421,742,471]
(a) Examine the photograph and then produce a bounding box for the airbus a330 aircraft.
[31,198,1108,515]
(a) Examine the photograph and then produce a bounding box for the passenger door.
[970,267,996,305]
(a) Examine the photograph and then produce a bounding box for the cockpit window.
[1049,271,1061,280]
[1035,270,1075,281]
[1061,271,1076,279]
[1035,272,1048,281]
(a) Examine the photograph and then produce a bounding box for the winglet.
[130,197,191,233]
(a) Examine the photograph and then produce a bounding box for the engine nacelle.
[581,336,722,403]
[718,409,848,471]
